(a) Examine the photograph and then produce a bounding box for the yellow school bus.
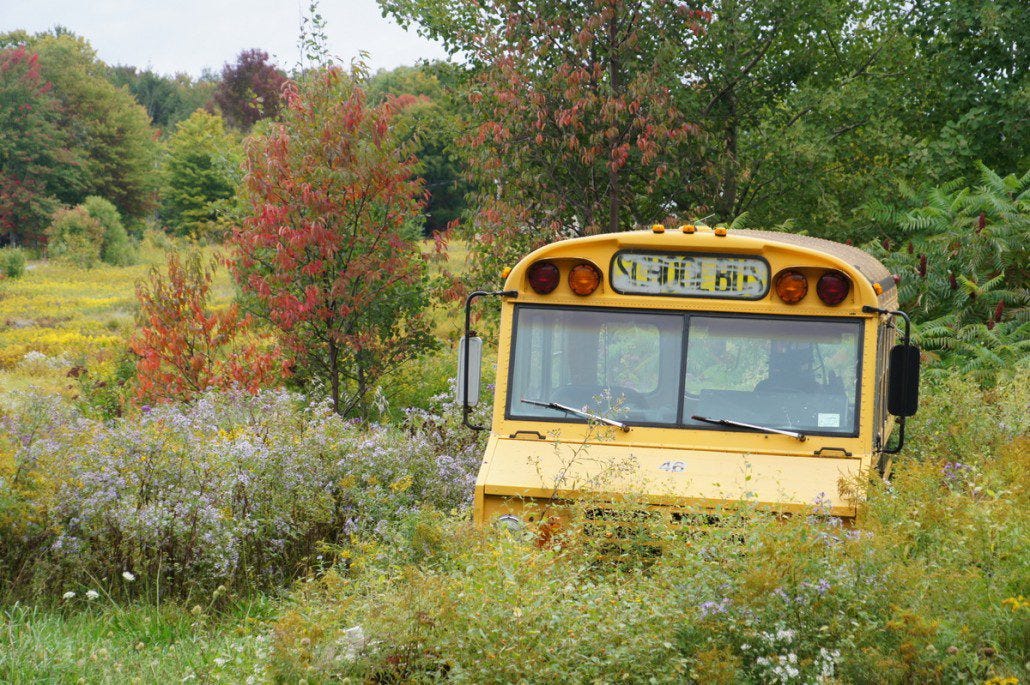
[458,225,920,528]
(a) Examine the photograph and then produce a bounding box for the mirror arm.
[863,305,912,455]
[463,289,518,431]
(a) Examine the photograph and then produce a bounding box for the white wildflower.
[85,589,100,600]
[122,571,136,582]
[62,590,76,600]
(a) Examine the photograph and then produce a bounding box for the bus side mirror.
[887,344,920,417]
[457,336,483,407]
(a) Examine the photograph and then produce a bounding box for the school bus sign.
[610,251,769,299]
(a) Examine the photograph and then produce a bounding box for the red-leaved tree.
[232,66,435,417]
[381,0,700,290]
[213,49,288,131]
[129,252,283,405]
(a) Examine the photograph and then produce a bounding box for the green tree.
[367,62,471,235]
[107,65,218,132]
[3,30,160,222]
[666,0,917,229]
[46,205,105,268]
[0,45,81,246]
[160,110,242,239]
[863,165,1029,382]
[82,195,136,265]
[903,0,1029,178]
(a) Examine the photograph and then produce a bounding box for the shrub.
[267,368,1028,684]
[45,206,104,268]
[0,387,486,600]
[0,246,26,278]
[82,195,136,266]
[129,252,284,405]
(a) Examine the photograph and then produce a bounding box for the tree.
[46,206,105,268]
[107,65,218,132]
[2,31,160,222]
[863,165,1029,382]
[367,62,472,235]
[160,110,242,239]
[213,49,288,131]
[129,252,283,405]
[904,0,1029,178]
[232,66,435,417]
[0,45,80,246]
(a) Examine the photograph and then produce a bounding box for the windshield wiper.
[522,398,631,432]
[691,415,806,442]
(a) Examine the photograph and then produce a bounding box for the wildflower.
[1001,596,1028,612]
[698,598,730,618]
[62,590,76,600]
[85,589,100,600]
[122,571,136,582]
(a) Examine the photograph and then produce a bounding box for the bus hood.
[478,435,865,518]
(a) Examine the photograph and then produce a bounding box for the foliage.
[863,165,1029,382]
[45,206,105,268]
[904,0,1029,179]
[213,49,288,132]
[267,368,1027,683]
[82,195,136,266]
[0,45,78,246]
[106,65,217,132]
[367,62,472,235]
[160,110,242,239]
[44,199,136,269]
[12,31,159,222]
[233,66,436,417]
[0,388,485,599]
[129,252,282,405]
[423,1,697,232]
[0,247,27,279]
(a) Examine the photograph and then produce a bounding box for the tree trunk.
[606,11,621,234]
[328,337,341,414]
[716,90,738,221]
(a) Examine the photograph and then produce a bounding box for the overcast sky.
[0,0,450,77]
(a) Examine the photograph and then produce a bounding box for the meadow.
[1,246,1027,684]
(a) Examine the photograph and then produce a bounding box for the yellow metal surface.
[474,228,897,525]
[475,435,864,521]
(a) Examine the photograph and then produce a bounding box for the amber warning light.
[774,270,808,304]
[568,263,601,296]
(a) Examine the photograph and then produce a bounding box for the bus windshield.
[507,306,861,435]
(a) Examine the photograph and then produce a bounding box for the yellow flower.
[389,475,413,493]
[1001,596,1028,612]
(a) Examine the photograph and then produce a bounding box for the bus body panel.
[475,436,864,520]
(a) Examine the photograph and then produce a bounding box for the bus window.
[508,307,684,425]
[682,316,862,435]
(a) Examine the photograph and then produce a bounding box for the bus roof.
[732,229,892,287]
